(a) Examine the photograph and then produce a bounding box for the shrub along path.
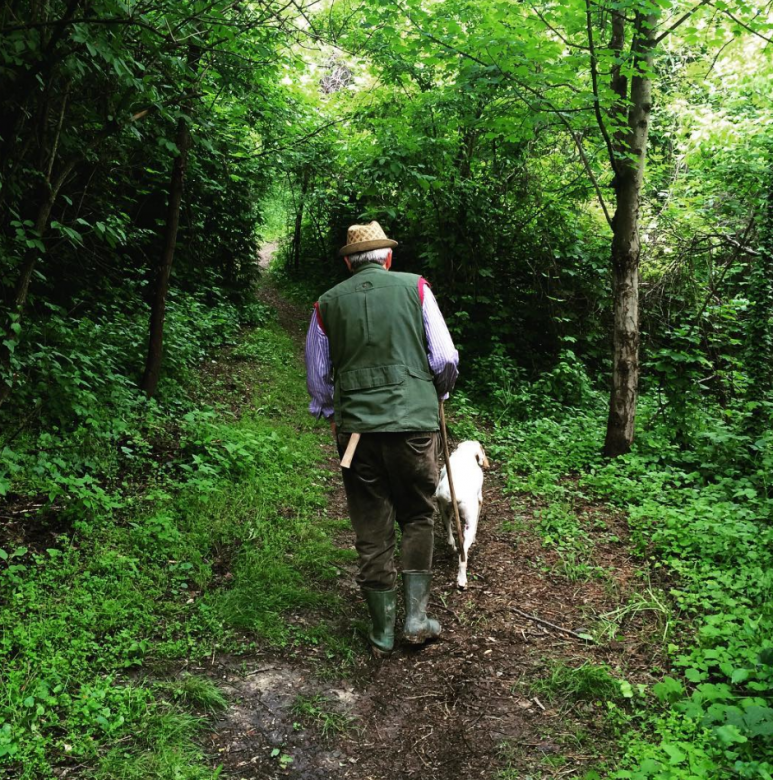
[203,282,665,780]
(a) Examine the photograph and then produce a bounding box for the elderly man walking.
[305,221,459,656]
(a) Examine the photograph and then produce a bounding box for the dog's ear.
[476,446,490,469]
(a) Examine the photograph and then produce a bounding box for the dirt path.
[205,279,663,779]
[258,240,279,271]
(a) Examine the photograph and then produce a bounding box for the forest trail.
[202,280,663,780]
[258,241,280,271]
[1,4,767,776]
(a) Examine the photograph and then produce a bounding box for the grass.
[499,515,529,535]
[290,693,358,740]
[93,709,214,780]
[258,184,293,243]
[0,314,349,778]
[593,584,674,644]
[156,675,228,714]
[533,660,625,703]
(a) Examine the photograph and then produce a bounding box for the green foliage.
[453,377,773,776]
[3,0,773,777]
[94,708,217,780]
[0,312,348,777]
[0,285,253,518]
[595,587,674,645]
[534,661,627,704]
[156,675,228,715]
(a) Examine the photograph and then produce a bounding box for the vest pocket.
[336,364,439,432]
[405,366,433,382]
[337,365,407,431]
[338,364,407,391]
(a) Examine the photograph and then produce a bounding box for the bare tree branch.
[654,0,711,44]
[247,119,342,159]
[708,2,773,43]
[527,5,590,50]
[586,0,618,175]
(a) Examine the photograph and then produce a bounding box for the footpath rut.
[204,280,662,780]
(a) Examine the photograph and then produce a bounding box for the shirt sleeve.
[421,284,459,399]
[305,310,335,420]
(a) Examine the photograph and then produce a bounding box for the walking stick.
[439,401,466,563]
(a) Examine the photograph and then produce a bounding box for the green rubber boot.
[403,571,442,644]
[362,588,396,656]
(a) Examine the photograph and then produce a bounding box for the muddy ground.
[200,280,665,780]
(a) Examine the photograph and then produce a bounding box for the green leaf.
[661,743,686,764]
[685,668,704,683]
[758,648,773,666]
[714,724,748,745]
[653,676,684,704]
[730,668,750,684]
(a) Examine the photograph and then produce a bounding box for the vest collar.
[352,263,388,275]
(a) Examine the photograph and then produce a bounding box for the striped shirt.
[305,281,459,420]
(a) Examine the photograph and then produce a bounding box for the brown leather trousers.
[336,431,441,590]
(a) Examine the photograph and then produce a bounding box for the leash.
[439,400,466,563]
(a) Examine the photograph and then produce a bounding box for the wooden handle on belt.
[341,433,361,469]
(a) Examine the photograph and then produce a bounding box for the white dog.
[435,440,489,589]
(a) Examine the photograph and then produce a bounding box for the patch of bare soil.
[205,273,665,779]
[0,498,69,556]
[209,662,359,778]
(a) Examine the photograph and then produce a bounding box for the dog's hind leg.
[456,504,479,590]
[442,504,457,551]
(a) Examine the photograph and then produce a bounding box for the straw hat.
[339,221,398,257]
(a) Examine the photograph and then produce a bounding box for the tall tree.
[140,111,194,397]
[744,163,773,440]
[140,45,199,398]
[0,0,294,405]
[290,165,311,275]
[593,3,659,456]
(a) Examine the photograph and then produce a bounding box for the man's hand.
[329,419,337,437]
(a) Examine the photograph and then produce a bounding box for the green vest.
[318,264,439,432]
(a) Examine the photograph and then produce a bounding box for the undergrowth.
[533,661,627,704]
[452,349,773,779]
[0,293,348,778]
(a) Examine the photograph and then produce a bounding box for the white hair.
[347,247,390,269]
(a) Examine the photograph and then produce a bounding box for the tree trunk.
[0,0,82,178]
[292,166,310,274]
[744,175,773,441]
[602,11,656,458]
[0,158,77,407]
[139,114,192,397]
[603,196,641,456]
